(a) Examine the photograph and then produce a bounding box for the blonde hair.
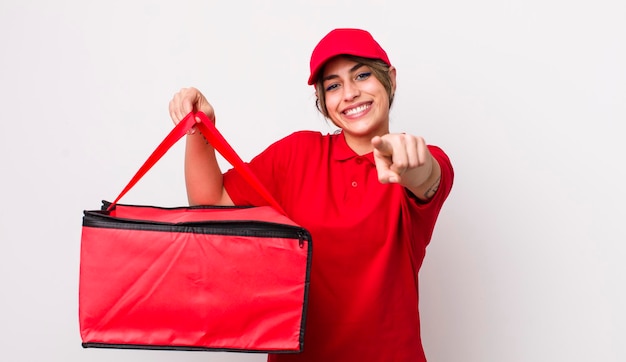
[314,55,395,118]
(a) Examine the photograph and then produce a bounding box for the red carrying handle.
[107,111,287,215]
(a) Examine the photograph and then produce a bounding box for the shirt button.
[355,157,363,164]
[351,181,358,187]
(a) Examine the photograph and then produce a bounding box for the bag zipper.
[83,212,312,242]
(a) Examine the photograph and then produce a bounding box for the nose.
[343,80,360,101]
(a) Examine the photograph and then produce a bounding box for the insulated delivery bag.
[78,112,312,353]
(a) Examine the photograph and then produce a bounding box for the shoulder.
[280,130,328,142]
[267,130,335,151]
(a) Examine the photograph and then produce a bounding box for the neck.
[343,129,388,156]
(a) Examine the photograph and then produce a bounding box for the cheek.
[323,93,341,113]
[324,97,343,126]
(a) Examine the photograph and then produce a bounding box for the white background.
[1,0,625,361]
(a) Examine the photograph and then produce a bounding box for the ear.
[388,66,397,94]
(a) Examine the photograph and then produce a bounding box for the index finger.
[371,136,393,156]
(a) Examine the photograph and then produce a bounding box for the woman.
[169,28,454,362]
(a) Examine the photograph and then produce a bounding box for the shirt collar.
[332,131,375,164]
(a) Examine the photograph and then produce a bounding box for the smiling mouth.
[343,103,371,116]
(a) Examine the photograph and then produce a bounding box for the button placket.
[350,157,366,188]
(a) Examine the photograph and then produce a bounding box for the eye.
[356,72,371,81]
[325,83,339,92]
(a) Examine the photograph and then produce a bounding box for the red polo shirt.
[223,131,453,362]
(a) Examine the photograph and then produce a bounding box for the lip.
[342,102,372,117]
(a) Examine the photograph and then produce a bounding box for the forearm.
[404,154,441,201]
[184,133,233,206]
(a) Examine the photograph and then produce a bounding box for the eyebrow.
[321,62,366,83]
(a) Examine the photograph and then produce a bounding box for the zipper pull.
[298,232,305,248]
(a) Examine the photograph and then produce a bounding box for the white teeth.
[344,104,369,116]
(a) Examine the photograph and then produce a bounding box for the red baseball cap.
[308,28,391,85]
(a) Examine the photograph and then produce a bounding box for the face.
[320,56,396,147]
